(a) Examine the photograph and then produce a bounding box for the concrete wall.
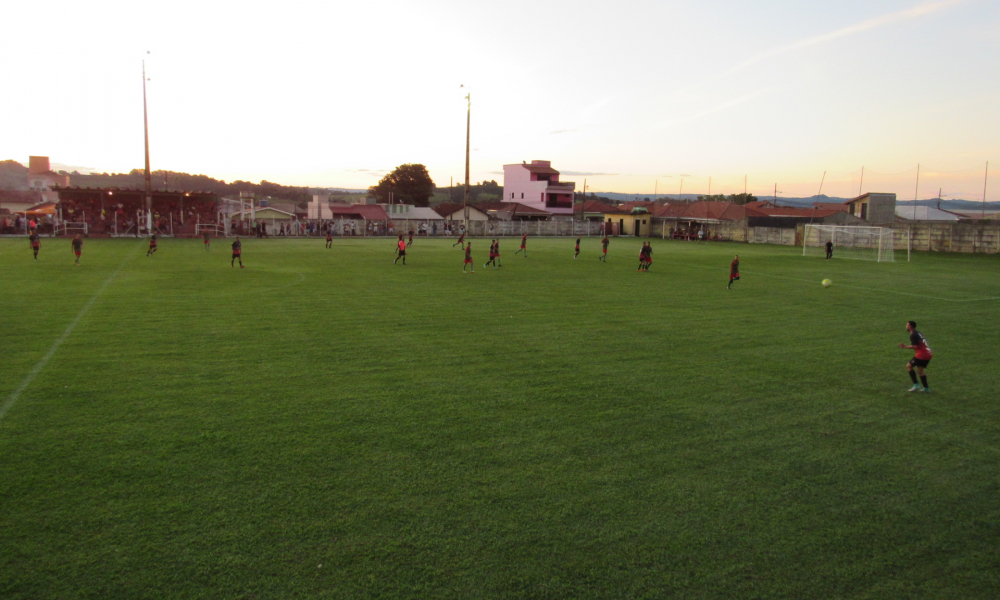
[895,222,1000,253]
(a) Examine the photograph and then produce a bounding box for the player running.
[407,230,414,247]
[147,234,158,257]
[29,232,40,260]
[899,321,933,392]
[453,232,465,247]
[463,242,475,273]
[394,234,407,265]
[825,240,833,260]
[231,236,244,268]
[574,237,580,259]
[203,230,211,251]
[71,235,82,266]
[727,254,740,289]
[600,236,609,261]
[326,230,333,248]
[514,234,527,257]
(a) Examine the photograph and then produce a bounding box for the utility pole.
[858,166,865,197]
[914,164,920,220]
[142,54,153,234]
[818,171,826,197]
[983,161,989,220]
[463,93,471,229]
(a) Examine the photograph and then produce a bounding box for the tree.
[368,163,435,207]
[726,193,757,205]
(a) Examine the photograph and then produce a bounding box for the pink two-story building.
[502,160,576,218]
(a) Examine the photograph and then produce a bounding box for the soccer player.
[899,321,933,392]
[485,239,498,268]
[394,234,407,265]
[29,232,40,260]
[638,242,652,271]
[147,234,158,257]
[514,234,527,257]
[574,237,580,259]
[203,230,211,251]
[407,230,414,247]
[825,240,833,260]
[71,235,82,266]
[231,236,244,268]
[453,232,465,247]
[463,242,475,273]
[600,236,609,261]
[645,242,653,271]
[493,238,502,267]
[727,254,740,289]
[326,230,333,248]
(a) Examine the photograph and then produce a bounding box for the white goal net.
[803,224,895,262]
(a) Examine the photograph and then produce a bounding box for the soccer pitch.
[1,236,998,599]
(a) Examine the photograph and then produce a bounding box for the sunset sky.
[2,0,998,200]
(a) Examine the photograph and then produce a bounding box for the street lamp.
[462,88,471,229]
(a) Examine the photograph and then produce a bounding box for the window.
[511,192,514,199]
[520,192,523,199]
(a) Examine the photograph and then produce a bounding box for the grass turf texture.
[1,236,998,599]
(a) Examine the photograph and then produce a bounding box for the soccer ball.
[821,279,832,288]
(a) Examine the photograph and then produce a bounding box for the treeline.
[0,160,317,206]
[74,170,315,206]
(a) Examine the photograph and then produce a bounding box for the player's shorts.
[74,250,81,256]
[464,258,473,264]
[602,248,608,253]
[32,244,39,249]
[232,252,241,257]
[909,357,931,368]
[398,249,406,256]
[204,239,210,244]
[646,257,652,264]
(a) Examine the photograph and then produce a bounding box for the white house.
[502,160,576,218]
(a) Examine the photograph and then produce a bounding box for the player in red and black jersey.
[485,239,497,268]
[147,234,158,257]
[638,242,652,271]
[326,230,333,248]
[493,239,501,267]
[574,237,580,259]
[394,234,407,265]
[71,235,82,266]
[231,237,244,268]
[453,232,465,247]
[515,234,527,257]
[899,320,933,392]
[29,233,40,260]
[727,255,740,289]
[600,236,609,261]
[407,230,414,247]
[463,242,475,273]
[203,230,211,251]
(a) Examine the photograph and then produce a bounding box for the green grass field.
[1,235,998,599]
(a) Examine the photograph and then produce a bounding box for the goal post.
[803,224,896,262]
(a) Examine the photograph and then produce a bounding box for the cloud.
[550,129,576,135]
[561,171,619,176]
[680,0,966,94]
[345,168,386,174]
[656,90,767,128]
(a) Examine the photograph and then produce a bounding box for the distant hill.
[0,160,29,190]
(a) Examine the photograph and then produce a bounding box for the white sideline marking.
[0,244,139,423]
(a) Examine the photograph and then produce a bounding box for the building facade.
[502,160,576,218]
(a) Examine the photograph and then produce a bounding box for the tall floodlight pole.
[463,93,471,228]
[142,56,153,233]
[913,164,920,220]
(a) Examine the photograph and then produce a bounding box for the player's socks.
[909,371,918,384]
[920,375,928,388]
